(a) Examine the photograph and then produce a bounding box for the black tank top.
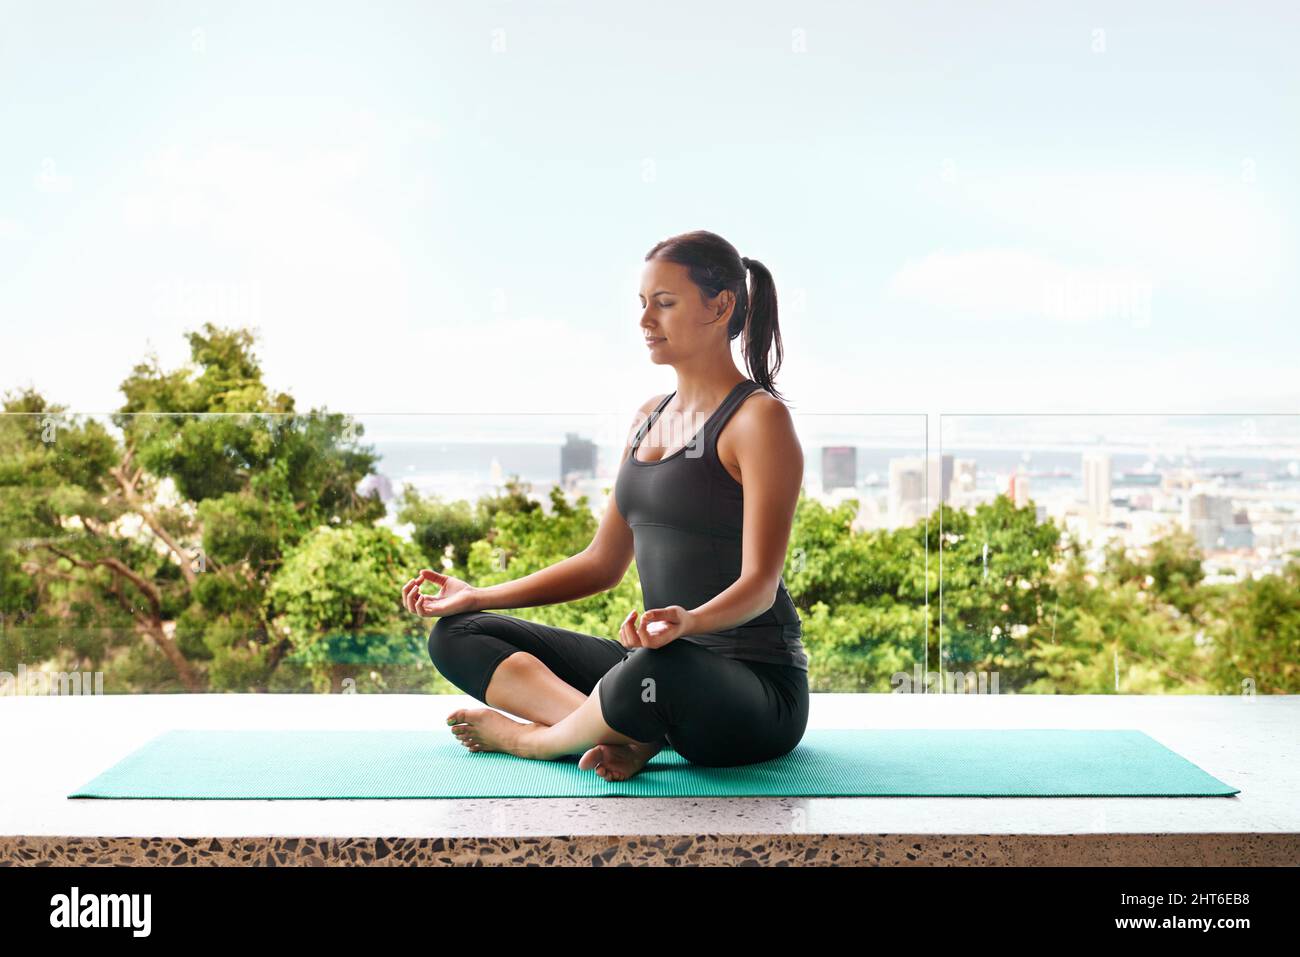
[614,378,809,671]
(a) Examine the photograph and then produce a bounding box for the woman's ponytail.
[737,255,784,400]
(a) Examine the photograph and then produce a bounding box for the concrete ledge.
[3,692,1296,867]
[5,833,1299,867]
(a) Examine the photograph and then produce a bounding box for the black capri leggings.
[427,611,809,768]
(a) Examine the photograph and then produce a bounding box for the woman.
[400,229,809,781]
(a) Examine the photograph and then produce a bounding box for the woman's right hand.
[401,569,481,618]
[618,609,672,649]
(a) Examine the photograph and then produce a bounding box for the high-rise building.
[889,456,926,527]
[822,446,857,492]
[1185,491,1252,550]
[928,453,953,506]
[1082,451,1112,530]
[560,432,597,488]
[954,458,978,497]
[1009,467,1030,508]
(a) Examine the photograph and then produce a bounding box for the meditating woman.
[400,229,809,781]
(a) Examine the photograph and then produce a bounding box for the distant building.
[928,454,954,506]
[1082,452,1112,530]
[889,457,926,527]
[1185,490,1254,550]
[822,446,857,492]
[561,432,597,489]
[1224,509,1255,549]
[954,458,978,496]
[1009,468,1030,509]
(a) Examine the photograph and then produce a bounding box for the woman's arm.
[469,397,661,612]
[470,549,620,611]
[683,394,803,635]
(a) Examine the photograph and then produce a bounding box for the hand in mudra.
[619,605,693,650]
[400,569,480,618]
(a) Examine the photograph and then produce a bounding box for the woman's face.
[638,258,735,365]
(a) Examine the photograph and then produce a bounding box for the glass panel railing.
[0,408,928,695]
[937,414,1300,694]
[789,414,930,692]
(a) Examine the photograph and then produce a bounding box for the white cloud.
[886,247,1155,324]
[119,140,380,267]
[108,127,445,383]
[940,170,1287,299]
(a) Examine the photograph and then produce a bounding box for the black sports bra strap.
[704,380,762,441]
[633,379,760,453]
[633,392,675,449]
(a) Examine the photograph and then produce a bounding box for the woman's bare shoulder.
[721,388,801,456]
[736,387,795,426]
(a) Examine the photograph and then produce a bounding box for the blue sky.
[2,0,1297,422]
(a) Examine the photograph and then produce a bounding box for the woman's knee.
[602,645,681,694]
[598,646,690,726]
[426,611,487,666]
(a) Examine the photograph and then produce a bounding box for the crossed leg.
[428,611,807,776]
[428,612,667,780]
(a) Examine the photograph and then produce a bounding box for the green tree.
[460,480,643,640]
[1103,523,1205,614]
[1,324,382,691]
[1025,527,1218,693]
[930,496,1061,690]
[395,477,536,568]
[1209,555,1300,693]
[265,525,427,693]
[783,491,932,692]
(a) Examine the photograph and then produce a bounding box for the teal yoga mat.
[67,728,1239,799]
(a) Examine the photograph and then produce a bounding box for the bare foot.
[579,738,666,782]
[446,707,537,758]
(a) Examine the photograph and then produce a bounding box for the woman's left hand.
[622,605,694,649]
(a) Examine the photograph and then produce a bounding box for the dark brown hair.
[644,229,787,401]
